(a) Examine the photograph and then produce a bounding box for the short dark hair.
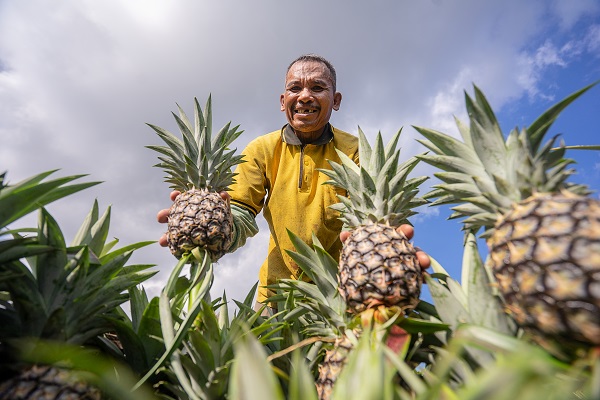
[287,54,337,91]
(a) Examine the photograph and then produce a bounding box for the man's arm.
[227,203,259,252]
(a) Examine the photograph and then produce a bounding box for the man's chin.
[289,121,324,134]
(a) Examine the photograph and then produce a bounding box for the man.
[158,54,429,307]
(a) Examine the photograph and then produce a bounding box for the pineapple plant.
[270,231,355,400]
[0,171,156,398]
[413,83,600,350]
[319,128,428,315]
[147,96,244,261]
[314,128,430,398]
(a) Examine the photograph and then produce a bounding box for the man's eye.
[289,86,301,92]
[313,86,325,92]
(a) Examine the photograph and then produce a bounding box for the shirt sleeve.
[227,203,259,252]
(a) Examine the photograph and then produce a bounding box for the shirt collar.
[281,123,334,146]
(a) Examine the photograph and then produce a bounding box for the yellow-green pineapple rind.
[490,192,600,346]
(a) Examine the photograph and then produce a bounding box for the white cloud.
[584,24,600,55]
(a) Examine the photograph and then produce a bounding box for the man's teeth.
[296,109,316,113]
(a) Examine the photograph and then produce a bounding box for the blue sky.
[1,0,599,303]
[417,47,600,300]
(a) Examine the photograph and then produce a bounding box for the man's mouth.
[294,108,318,115]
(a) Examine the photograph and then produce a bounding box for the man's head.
[280,54,342,142]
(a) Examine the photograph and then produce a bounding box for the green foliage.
[0,170,157,396]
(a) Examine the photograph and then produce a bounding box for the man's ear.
[280,94,285,111]
[333,92,342,111]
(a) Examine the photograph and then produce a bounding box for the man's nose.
[298,88,313,102]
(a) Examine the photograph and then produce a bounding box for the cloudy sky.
[1,0,599,303]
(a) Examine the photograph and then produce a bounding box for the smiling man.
[158,54,429,309]
[224,54,359,305]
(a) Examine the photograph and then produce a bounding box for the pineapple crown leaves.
[146,95,245,192]
[0,201,155,344]
[268,230,347,336]
[414,82,597,233]
[320,127,428,227]
[0,170,100,233]
[103,287,165,373]
[229,327,287,400]
[426,232,516,337]
[157,287,288,400]
[424,232,518,372]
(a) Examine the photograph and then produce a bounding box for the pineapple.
[147,96,244,261]
[0,172,155,398]
[315,332,356,400]
[320,128,428,315]
[414,84,600,349]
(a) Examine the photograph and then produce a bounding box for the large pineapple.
[414,84,600,348]
[147,96,244,261]
[0,172,155,399]
[320,128,428,315]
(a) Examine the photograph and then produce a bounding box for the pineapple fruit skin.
[339,223,422,314]
[489,192,600,346]
[167,188,233,261]
[316,335,354,400]
[0,365,101,400]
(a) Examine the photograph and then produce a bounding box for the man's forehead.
[286,61,333,85]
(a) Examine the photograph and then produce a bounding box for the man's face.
[280,61,342,139]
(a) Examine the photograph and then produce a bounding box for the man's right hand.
[157,190,231,247]
[157,191,180,247]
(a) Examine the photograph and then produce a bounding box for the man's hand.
[339,224,430,270]
[157,190,231,247]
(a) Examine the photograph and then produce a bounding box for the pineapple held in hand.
[321,128,428,315]
[414,84,600,348]
[147,96,244,261]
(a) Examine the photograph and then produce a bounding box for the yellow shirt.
[228,124,358,302]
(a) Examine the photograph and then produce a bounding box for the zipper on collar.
[298,144,305,189]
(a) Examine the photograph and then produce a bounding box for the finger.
[170,190,181,202]
[397,224,414,240]
[340,230,350,243]
[157,209,170,223]
[416,250,430,270]
[220,191,231,201]
[220,191,231,206]
[158,234,169,247]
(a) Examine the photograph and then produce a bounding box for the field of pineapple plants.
[1,83,599,400]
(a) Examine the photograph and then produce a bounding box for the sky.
[1,0,599,304]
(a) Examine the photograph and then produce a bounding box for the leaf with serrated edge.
[462,232,516,334]
[229,329,285,400]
